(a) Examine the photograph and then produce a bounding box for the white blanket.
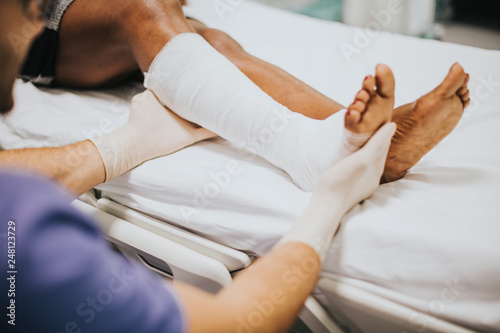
[1,0,500,331]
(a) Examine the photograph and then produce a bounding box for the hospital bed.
[2,0,500,331]
[72,196,479,333]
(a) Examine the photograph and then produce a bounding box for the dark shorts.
[20,0,76,86]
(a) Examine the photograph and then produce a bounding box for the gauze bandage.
[144,33,373,192]
[90,90,216,181]
[277,123,396,260]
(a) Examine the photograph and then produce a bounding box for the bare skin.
[384,64,470,181]
[51,0,470,182]
[345,64,395,134]
[0,141,105,195]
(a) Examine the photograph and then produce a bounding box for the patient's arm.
[0,140,105,195]
[175,123,396,333]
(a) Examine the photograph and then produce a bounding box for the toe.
[460,90,470,102]
[355,89,371,104]
[363,75,377,96]
[458,86,468,95]
[349,100,365,112]
[439,63,466,97]
[462,97,471,108]
[345,110,361,127]
[457,73,470,95]
[375,64,395,98]
[464,98,471,109]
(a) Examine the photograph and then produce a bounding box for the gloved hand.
[90,90,217,182]
[277,122,397,260]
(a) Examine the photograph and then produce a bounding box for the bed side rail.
[72,200,233,293]
[96,198,252,272]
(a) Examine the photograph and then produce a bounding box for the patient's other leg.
[383,63,470,182]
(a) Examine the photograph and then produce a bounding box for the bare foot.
[383,63,470,182]
[345,64,395,134]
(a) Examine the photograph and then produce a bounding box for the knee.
[118,0,184,27]
[122,0,182,13]
[199,28,246,59]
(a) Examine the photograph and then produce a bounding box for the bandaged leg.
[145,33,383,191]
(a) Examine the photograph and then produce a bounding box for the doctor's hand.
[90,90,217,182]
[129,90,217,162]
[314,121,396,214]
[277,122,396,260]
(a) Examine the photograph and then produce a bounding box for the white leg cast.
[145,33,368,191]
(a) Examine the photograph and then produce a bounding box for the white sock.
[145,33,370,191]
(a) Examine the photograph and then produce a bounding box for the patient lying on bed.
[12,0,470,192]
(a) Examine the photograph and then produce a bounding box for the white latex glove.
[277,122,397,260]
[90,90,217,181]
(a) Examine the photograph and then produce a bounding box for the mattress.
[1,0,500,331]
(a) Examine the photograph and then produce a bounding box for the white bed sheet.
[1,0,500,331]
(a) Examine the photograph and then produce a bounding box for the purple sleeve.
[0,171,187,333]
